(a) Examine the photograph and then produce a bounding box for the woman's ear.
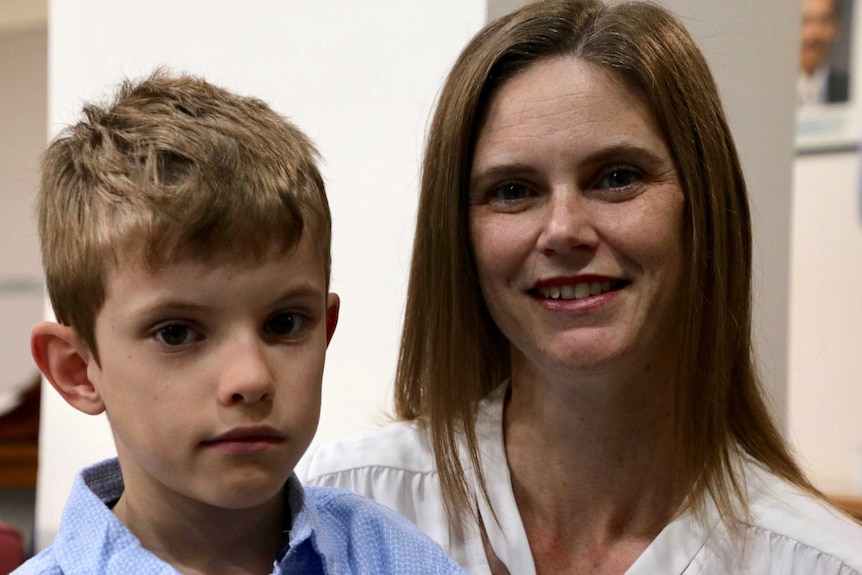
[31,321,105,415]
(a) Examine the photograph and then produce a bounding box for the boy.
[17,71,463,574]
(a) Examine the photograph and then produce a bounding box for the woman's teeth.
[538,281,613,300]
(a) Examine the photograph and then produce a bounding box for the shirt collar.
[58,459,330,574]
[279,473,317,557]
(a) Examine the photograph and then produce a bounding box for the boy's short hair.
[39,69,330,362]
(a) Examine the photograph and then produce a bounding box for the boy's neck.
[112,485,288,574]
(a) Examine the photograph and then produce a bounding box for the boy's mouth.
[202,425,285,445]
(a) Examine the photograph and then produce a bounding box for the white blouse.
[297,384,862,574]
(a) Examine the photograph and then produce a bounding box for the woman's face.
[469,56,685,380]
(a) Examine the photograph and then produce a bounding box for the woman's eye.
[490,182,531,202]
[265,312,304,337]
[154,324,198,347]
[598,168,640,189]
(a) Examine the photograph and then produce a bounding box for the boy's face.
[86,232,337,511]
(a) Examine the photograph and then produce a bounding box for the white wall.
[789,152,862,494]
[37,0,487,550]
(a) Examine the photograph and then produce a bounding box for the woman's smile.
[529,276,628,301]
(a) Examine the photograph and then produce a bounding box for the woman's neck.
[503,356,688,574]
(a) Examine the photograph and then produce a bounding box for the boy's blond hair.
[39,70,330,362]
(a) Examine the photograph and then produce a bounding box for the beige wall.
[0,8,47,552]
[0,23,46,400]
[0,0,46,34]
[790,152,862,494]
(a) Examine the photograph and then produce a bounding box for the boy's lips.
[529,275,628,301]
[201,425,286,453]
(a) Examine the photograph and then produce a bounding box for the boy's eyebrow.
[267,283,328,306]
[129,282,326,319]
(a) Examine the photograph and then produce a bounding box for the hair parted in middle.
[39,69,330,363]
[395,0,812,527]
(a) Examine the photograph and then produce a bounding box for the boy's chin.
[205,477,289,511]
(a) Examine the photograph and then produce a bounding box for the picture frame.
[796,0,861,152]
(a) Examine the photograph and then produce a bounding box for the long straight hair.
[396,0,815,526]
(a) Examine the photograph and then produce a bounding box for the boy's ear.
[325,293,340,346]
[31,321,106,415]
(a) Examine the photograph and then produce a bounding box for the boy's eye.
[265,312,304,337]
[597,167,640,189]
[154,324,199,347]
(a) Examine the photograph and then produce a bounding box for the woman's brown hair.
[395,0,814,526]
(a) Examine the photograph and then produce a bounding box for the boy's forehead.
[104,232,328,290]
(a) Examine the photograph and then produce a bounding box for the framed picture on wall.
[796,0,862,152]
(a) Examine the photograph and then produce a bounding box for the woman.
[300,1,862,573]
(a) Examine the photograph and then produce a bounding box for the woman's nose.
[536,189,599,255]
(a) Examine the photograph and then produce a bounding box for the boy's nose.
[218,337,276,405]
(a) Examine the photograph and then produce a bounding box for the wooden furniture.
[0,377,40,489]
[0,443,38,489]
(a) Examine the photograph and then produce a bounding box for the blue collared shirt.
[14,459,464,574]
